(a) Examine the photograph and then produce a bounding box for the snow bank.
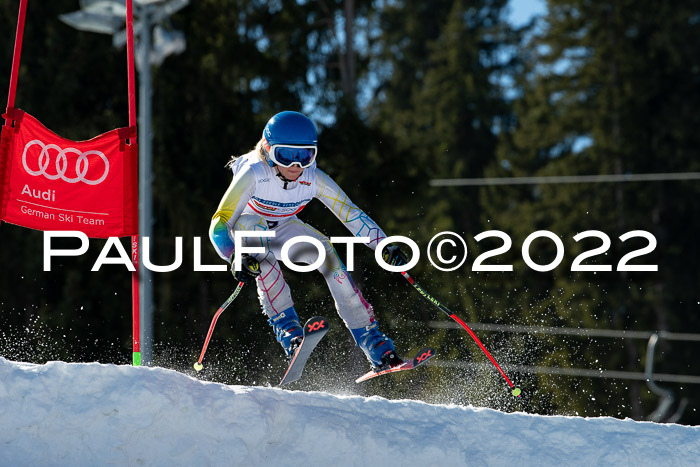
[0,358,697,466]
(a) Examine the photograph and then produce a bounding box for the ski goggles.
[268,144,317,168]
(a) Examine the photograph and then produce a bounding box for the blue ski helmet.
[262,111,318,147]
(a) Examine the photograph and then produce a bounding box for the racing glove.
[230,253,261,283]
[382,244,409,267]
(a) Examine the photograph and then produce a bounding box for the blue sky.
[507,0,547,26]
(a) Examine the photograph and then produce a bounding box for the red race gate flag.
[0,108,137,238]
[1,0,141,366]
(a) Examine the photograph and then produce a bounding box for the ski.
[355,347,435,383]
[279,316,329,386]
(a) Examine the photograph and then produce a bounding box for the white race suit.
[209,152,387,330]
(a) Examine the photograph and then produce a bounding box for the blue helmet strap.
[274,166,300,189]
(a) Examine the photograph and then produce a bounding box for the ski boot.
[268,306,304,359]
[350,322,402,371]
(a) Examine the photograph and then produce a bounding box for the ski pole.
[400,271,521,397]
[194,281,245,372]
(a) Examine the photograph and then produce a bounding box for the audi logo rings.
[22,139,110,185]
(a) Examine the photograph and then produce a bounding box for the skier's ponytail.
[225,139,267,169]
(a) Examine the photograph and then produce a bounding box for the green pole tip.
[133,352,141,367]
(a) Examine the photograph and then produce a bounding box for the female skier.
[209,111,408,370]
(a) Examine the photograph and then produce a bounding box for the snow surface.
[1,357,698,466]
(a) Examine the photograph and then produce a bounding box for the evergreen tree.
[358,0,515,404]
[483,0,700,422]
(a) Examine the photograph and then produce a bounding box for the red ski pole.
[400,271,521,397]
[194,281,245,371]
